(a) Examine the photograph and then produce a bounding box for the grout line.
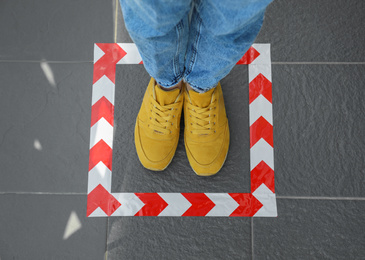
[0,192,86,195]
[272,62,365,65]
[251,218,254,260]
[0,60,92,63]
[105,218,109,260]
[114,0,119,43]
[1,60,364,65]
[277,196,365,201]
[2,193,363,200]
[1,192,363,200]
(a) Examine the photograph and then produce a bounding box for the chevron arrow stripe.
[87,184,122,216]
[94,44,105,63]
[134,193,168,216]
[92,75,115,106]
[89,117,113,149]
[90,96,114,128]
[88,161,112,193]
[111,193,145,216]
[229,193,263,217]
[158,193,192,216]
[250,139,274,171]
[251,161,275,193]
[88,207,107,217]
[92,192,273,216]
[250,116,273,148]
[205,193,240,216]
[181,193,216,216]
[249,73,272,104]
[250,44,271,65]
[249,94,273,126]
[117,43,143,64]
[86,43,276,218]
[252,184,277,217]
[93,43,126,84]
[89,139,112,171]
[236,46,260,65]
[249,64,271,83]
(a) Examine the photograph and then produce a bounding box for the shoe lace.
[187,100,216,135]
[148,96,180,135]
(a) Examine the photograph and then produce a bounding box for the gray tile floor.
[1,0,364,259]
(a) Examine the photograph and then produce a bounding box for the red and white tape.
[87,43,277,217]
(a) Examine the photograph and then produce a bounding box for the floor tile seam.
[114,0,119,43]
[272,62,365,65]
[1,60,364,65]
[105,218,109,260]
[2,193,363,200]
[251,218,254,260]
[0,60,92,63]
[0,192,86,195]
[277,195,365,201]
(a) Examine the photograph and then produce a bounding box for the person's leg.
[119,0,191,170]
[119,0,191,88]
[184,0,272,91]
[183,0,272,175]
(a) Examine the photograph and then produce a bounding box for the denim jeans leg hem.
[183,78,217,93]
[156,76,183,89]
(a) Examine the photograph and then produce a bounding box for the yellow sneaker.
[184,82,230,176]
[135,78,183,171]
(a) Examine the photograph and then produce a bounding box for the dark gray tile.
[0,0,114,61]
[0,62,92,192]
[0,194,107,260]
[116,1,133,43]
[273,64,365,197]
[112,65,251,193]
[254,199,365,260]
[256,0,365,62]
[108,217,251,260]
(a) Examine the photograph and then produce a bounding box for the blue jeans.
[120,0,272,92]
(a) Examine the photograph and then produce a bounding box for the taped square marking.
[87,43,277,217]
